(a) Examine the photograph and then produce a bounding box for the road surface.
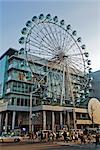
[0,142,100,150]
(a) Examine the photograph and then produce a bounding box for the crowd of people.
[29,129,100,146]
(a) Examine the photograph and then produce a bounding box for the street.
[0,142,100,150]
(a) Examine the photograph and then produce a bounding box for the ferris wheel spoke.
[71,55,84,63]
[67,53,84,57]
[53,24,61,47]
[65,45,81,58]
[59,27,65,49]
[62,32,69,52]
[71,56,84,68]
[28,48,53,58]
[64,34,72,51]
[65,42,76,54]
[41,23,58,50]
[66,38,74,52]
[57,28,62,48]
[28,36,55,55]
[70,59,84,72]
[63,35,73,53]
[27,41,54,57]
[27,33,56,55]
[30,29,56,54]
[48,24,58,47]
[46,23,61,49]
[35,23,57,51]
[67,62,82,75]
[65,56,83,72]
[61,31,68,52]
[36,22,57,48]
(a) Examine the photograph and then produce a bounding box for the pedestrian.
[95,133,99,147]
[40,131,43,142]
[49,132,53,142]
[80,134,84,144]
[63,131,67,142]
[56,131,59,141]
[87,133,92,143]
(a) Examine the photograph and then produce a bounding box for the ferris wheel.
[19,13,92,105]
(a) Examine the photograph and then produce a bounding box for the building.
[0,48,98,133]
[91,70,100,100]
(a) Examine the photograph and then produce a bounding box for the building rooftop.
[0,48,18,60]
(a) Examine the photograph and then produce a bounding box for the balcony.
[8,63,29,72]
[6,75,34,84]
[8,63,17,70]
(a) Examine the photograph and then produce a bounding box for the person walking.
[95,133,99,147]
[80,134,84,144]
[40,131,43,142]
[63,131,67,142]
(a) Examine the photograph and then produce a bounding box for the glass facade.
[0,55,7,98]
[91,71,100,100]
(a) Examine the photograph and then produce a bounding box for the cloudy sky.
[0,0,100,71]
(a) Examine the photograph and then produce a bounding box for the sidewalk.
[22,138,100,149]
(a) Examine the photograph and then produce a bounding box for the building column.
[12,111,16,130]
[52,111,55,131]
[43,111,46,130]
[0,113,2,133]
[67,111,70,129]
[5,112,8,132]
[60,112,63,126]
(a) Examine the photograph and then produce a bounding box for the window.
[21,98,24,106]
[11,97,15,105]
[22,83,25,92]
[17,98,20,106]
[29,86,32,92]
[25,99,28,106]
[27,99,30,106]
[13,82,17,92]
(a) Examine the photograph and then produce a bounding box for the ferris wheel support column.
[29,92,32,133]
[69,79,77,130]
[29,86,40,133]
[66,60,77,131]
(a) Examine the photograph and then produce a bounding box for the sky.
[0,0,100,71]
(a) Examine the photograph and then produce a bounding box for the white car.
[0,135,21,142]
